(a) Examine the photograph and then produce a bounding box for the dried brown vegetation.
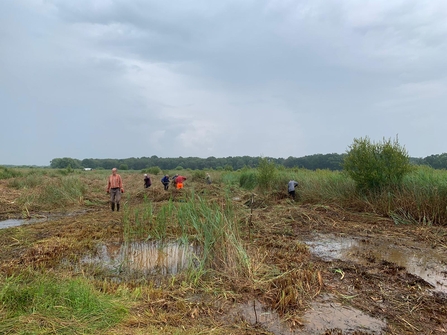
[0,170,446,334]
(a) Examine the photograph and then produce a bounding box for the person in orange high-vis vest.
[175,175,187,189]
[106,168,124,211]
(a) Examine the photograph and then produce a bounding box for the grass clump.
[0,272,127,335]
[177,194,250,279]
[0,166,22,180]
[239,170,258,190]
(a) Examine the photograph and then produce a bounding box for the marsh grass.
[386,166,447,224]
[0,272,127,334]
[121,192,250,282]
[9,174,87,210]
[177,194,250,279]
[0,166,22,180]
[123,197,156,241]
[234,166,447,225]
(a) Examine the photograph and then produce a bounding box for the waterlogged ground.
[1,177,447,334]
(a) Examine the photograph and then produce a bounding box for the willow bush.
[343,136,413,192]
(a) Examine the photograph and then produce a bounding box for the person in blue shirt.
[161,175,170,190]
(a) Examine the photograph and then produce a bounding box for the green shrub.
[257,157,277,192]
[144,166,161,175]
[343,136,412,192]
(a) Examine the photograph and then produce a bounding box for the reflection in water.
[305,234,447,293]
[234,297,385,335]
[83,241,200,275]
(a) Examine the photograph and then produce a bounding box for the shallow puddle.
[305,233,447,293]
[0,217,45,229]
[302,297,385,334]
[82,240,200,276]
[234,297,385,334]
[0,210,89,229]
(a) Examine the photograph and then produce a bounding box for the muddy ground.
[0,177,446,334]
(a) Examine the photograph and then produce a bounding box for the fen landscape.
[0,154,446,335]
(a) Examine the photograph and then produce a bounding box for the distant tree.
[81,158,97,169]
[423,153,447,169]
[50,157,82,169]
[119,164,128,171]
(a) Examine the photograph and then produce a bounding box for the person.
[106,168,124,211]
[144,174,152,188]
[171,174,179,188]
[161,174,170,190]
[175,175,187,189]
[288,180,299,200]
[206,173,212,185]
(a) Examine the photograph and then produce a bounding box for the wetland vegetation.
[0,160,446,334]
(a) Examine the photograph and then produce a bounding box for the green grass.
[121,192,250,282]
[0,272,127,335]
[0,166,22,180]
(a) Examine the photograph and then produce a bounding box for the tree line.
[50,154,346,171]
[49,153,447,171]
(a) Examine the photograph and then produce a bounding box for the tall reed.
[177,193,249,279]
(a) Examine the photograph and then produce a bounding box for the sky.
[1,0,447,166]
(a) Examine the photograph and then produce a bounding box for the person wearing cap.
[161,174,170,190]
[106,168,124,211]
[144,174,152,188]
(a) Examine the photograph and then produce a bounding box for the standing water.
[304,233,447,293]
[82,240,201,276]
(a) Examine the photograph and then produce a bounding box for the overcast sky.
[1,0,447,166]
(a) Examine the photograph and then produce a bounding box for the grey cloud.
[2,0,447,165]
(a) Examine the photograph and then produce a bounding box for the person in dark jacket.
[161,175,170,190]
[144,174,152,188]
